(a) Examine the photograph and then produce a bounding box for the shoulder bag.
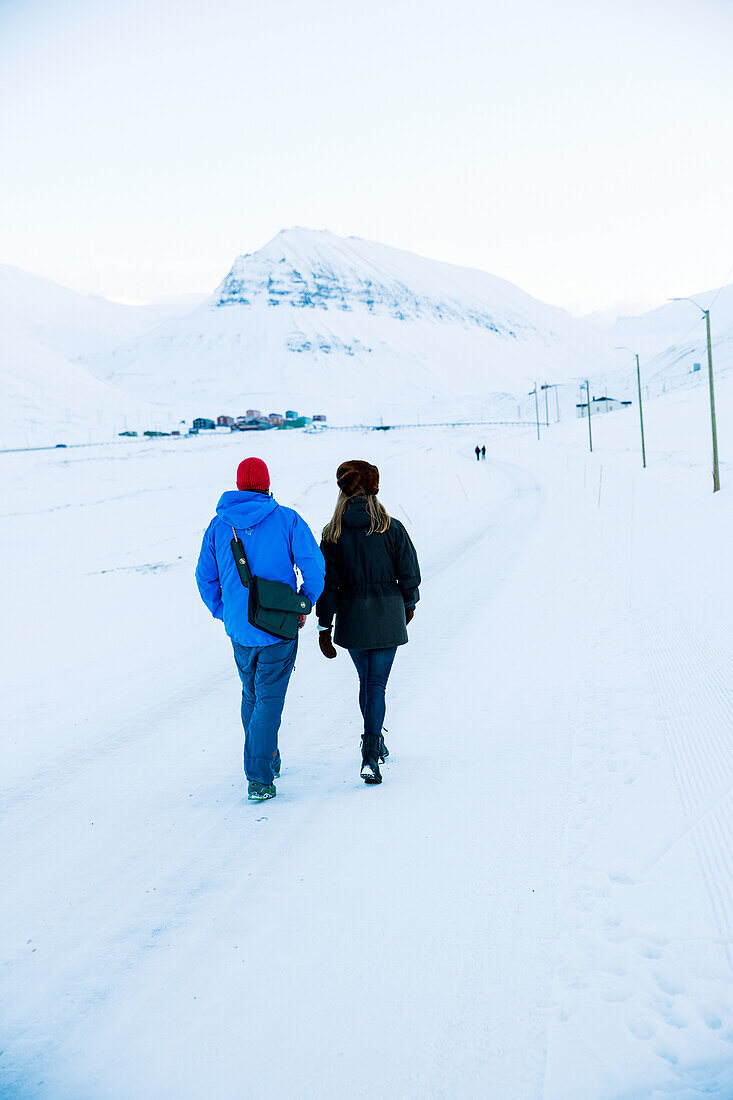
[230,528,311,641]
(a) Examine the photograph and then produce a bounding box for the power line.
[709,256,733,309]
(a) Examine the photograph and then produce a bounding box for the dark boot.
[360,735,382,784]
[362,734,389,764]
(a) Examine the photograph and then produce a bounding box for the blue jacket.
[196,491,325,647]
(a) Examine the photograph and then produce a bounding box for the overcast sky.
[1,0,731,313]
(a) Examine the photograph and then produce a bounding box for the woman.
[316,460,421,784]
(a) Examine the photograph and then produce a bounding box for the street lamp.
[541,383,562,422]
[553,384,561,422]
[540,384,551,426]
[576,380,593,452]
[669,297,720,492]
[528,384,541,440]
[615,346,646,468]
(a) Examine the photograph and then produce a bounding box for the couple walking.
[196,456,421,801]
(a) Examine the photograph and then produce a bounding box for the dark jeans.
[348,647,398,740]
[232,637,298,785]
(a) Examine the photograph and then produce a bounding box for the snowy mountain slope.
[0,264,197,361]
[0,329,154,448]
[90,229,618,423]
[0,266,197,446]
[587,284,733,357]
[587,284,733,398]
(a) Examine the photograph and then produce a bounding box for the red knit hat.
[236,457,270,493]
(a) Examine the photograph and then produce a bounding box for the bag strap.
[230,526,254,587]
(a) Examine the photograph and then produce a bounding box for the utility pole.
[705,310,720,492]
[635,353,646,469]
[616,346,646,469]
[533,384,540,441]
[585,380,593,453]
[670,298,721,492]
[542,384,549,427]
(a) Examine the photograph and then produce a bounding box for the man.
[196,457,325,801]
[475,445,480,461]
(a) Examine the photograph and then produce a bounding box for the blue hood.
[216,490,279,530]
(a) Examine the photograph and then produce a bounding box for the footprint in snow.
[654,1043,679,1065]
[655,973,684,996]
[629,1019,654,1040]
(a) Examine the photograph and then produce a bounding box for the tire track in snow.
[542,454,733,1100]
[637,607,733,958]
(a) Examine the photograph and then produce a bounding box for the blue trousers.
[232,637,298,785]
[348,647,397,738]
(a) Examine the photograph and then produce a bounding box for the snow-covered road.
[2,393,732,1098]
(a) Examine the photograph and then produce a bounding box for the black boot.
[362,735,389,766]
[360,735,382,784]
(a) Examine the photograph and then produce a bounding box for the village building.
[576,396,632,418]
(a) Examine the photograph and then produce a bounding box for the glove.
[318,629,337,659]
[298,614,307,631]
[405,607,415,625]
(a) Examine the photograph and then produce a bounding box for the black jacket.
[316,498,421,650]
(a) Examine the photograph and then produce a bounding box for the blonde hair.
[322,491,391,542]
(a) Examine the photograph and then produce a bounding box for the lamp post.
[584,380,593,452]
[552,384,560,422]
[530,384,541,440]
[540,384,550,426]
[615,346,646,468]
[670,298,720,492]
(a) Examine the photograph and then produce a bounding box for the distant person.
[481,445,486,460]
[316,460,421,785]
[196,457,325,802]
[475,445,481,461]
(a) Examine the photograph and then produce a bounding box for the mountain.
[0,329,153,448]
[585,285,733,400]
[0,265,195,447]
[6,234,731,442]
[0,265,198,361]
[89,229,617,424]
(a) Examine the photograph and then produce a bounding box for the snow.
[588,287,733,407]
[0,265,203,448]
[0,328,153,449]
[0,264,204,361]
[2,371,732,1097]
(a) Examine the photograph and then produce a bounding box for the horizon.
[6,224,730,321]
